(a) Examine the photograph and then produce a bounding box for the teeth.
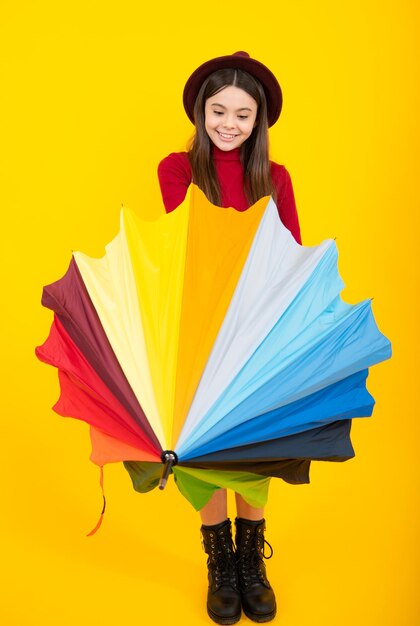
[219,132,236,138]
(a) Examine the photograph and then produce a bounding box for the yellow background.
[1,1,418,624]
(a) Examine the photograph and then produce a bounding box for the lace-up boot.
[200,519,241,625]
[235,517,276,623]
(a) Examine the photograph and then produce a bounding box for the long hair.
[187,68,277,207]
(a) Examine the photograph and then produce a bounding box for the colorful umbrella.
[35,183,392,529]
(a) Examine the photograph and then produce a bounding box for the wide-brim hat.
[183,51,282,128]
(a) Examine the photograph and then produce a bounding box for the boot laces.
[206,529,238,589]
[237,528,273,586]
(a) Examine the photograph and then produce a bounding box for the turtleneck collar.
[211,144,241,161]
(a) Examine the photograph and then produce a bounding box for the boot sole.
[243,607,277,623]
[207,605,241,625]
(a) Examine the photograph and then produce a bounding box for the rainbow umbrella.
[35,183,392,528]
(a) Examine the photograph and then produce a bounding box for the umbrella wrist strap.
[86,465,106,537]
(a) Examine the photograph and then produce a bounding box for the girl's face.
[204,85,258,151]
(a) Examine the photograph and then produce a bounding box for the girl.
[156,51,302,625]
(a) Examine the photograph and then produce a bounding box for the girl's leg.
[200,491,264,524]
[200,489,241,624]
[200,488,228,525]
[235,493,264,521]
[234,493,276,622]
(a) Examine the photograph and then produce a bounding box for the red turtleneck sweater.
[157,144,302,244]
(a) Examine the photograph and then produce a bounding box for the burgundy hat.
[183,51,283,128]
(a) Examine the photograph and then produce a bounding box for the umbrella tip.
[158,451,178,491]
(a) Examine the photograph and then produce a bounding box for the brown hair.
[186,68,277,207]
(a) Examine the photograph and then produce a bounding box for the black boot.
[201,519,242,625]
[235,517,277,623]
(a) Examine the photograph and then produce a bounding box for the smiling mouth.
[217,131,239,139]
